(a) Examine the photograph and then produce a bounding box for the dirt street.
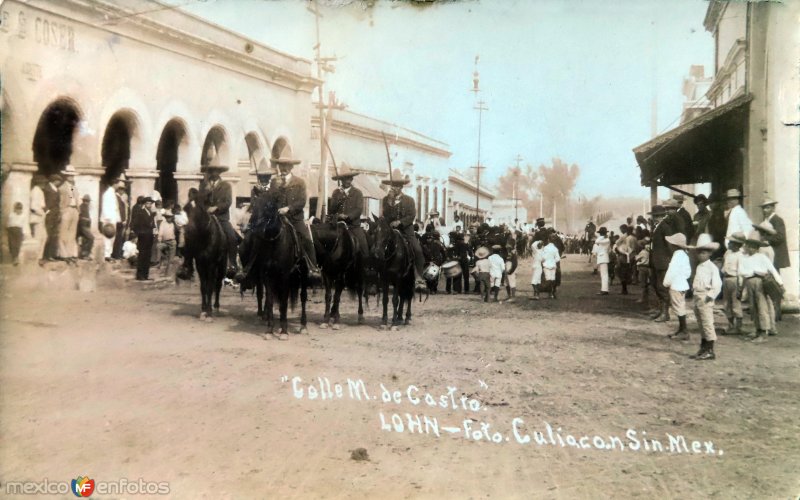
[1,256,798,499]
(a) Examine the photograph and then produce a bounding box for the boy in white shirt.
[688,234,722,360]
[591,227,611,295]
[473,246,491,303]
[541,235,562,299]
[663,233,692,340]
[719,232,745,335]
[488,245,505,303]
[530,240,543,300]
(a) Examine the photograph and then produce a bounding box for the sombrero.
[665,233,689,248]
[381,168,410,186]
[690,233,719,251]
[744,230,769,247]
[270,143,301,166]
[331,162,359,181]
[724,188,744,200]
[728,232,747,245]
[474,246,490,259]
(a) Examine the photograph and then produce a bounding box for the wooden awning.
[634,93,752,186]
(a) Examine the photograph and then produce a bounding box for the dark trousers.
[653,268,668,303]
[78,223,94,259]
[136,232,154,279]
[6,227,23,262]
[112,222,126,259]
[43,212,60,259]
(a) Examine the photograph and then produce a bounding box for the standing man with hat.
[272,149,321,278]
[692,194,711,243]
[381,168,425,286]
[101,178,121,261]
[662,198,687,238]
[673,194,694,241]
[584,217,596,263]
[329,163,368,257]
[131,196,156,280]
[57,165,80,262]
[77,194,94,259]
[756,197,789,271]
[42,173,62,261]
[649,204,677,322]
[723,188,753,246]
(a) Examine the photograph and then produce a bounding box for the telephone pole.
[512,154,522,222]
[307,1,337,218]
[470,55,488,222]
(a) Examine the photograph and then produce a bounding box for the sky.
[168,0,714,199]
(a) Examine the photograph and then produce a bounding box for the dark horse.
[312,221,367,330]
[183,200,227,321]
[369,216,415,330]
[250,200,308,340]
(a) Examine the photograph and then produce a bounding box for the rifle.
[381,131,393,183]
[323,137,340,181]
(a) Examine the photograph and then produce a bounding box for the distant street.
[1,257,798,499]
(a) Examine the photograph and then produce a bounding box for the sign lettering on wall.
[0,7,76,52]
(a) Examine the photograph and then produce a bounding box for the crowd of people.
[581,190,789,359]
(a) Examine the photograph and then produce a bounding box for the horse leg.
[298,274,309,335]
[331,278,344,330]
[404,296,412,326]
[256,281,264,318]
[357,281,365,325]
[199,272,209,320]
[392,287,401,328]
[321,275,332,328]
[264,287,274,335]
[213,265,223,313]
[381,279,390,328]
[279,291,290,338]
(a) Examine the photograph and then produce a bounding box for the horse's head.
[250,196,281,239]
[369,215,391,261]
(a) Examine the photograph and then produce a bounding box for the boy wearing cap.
[158,209,177,276]
[738,231,784,342]
[689,234,722,359]
[720,233,745,335]
[78,194,94,259]
[663,233,692,340]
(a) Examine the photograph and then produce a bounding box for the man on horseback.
[328,164,369,256]
[271,150,321,280]
[381,168,426,287]
[235,160,279,285]
[200,162,240,279]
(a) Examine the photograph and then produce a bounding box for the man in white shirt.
[101,180,121,260]
[541,235,562,299]
[29,175,47,257]
[592,227,611,295]
[663,233,692,340]
[723,188,753,246]
[738,231,784,342]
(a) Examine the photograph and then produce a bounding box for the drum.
[423,263,441,281]
[441,260,462,278]
[101,223,116,238]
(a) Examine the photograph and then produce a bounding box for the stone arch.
[201,125,230,168]
[100,109,144,185]
[31,97,84,176]
[155,118,191,205]
[97,88,154,169]
[244,131,266,170]
[154,100,200,172]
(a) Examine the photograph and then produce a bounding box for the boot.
[492,287,500,302]
[720,318,734,335]
[696,340,716,360]
[751,330,768,343]
[506,285,513,301]
[669,316,689,340]
[690,338,707,359]
[654,304,670,322]
[734,317,744,335]
[531,285,540,301]
[649,304,663,319]
[551,287,557,299]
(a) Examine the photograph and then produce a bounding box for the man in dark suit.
[673,194,694,241]
[131,196,156,280]
[42,173,62,261]
[691,194,711,245]
[649,205,676,322]
[200,162,240,278]
[329,164,368,257]
[381,168,425,284]
[273,153,320,277]
[77,194,95,259]
[758,197,790,270]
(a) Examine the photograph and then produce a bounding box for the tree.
[538,158,580,228]
[497,163,539,220]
